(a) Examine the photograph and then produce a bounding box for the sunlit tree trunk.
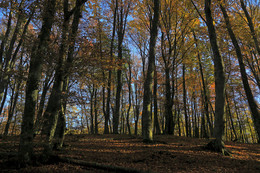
[142,0,160,142]
[193,31,213,137]
[240,0,260,56]
[219,3,260,143]
[226,93,238,141]
[126,63,132,135]
[183,64,189,137]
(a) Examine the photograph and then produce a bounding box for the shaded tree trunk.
[19,0,56,164]
[204,0,227,154]
[113,0,129,134]
[4,78,21,136]
[154,66,161,135]
[105,0,118,134]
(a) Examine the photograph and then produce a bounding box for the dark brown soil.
[0,134,259,172]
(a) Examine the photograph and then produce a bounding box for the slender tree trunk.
[183,64,189,137]
[34,70,53,135]
[126,64,132,135]
[226,93,238,141]
[113,0,130,134]
[0,7,12,104]
[204,0,227,153]
[94,89,98,134]
[90,87,94,134]
[142,0,160,142]
[240,0,260,56]
[219,2,260,143]
[105,0,118,134]
[0,85,8,119]
[193,31,213,136]
[4,79,21,136]
[154,66,161,135]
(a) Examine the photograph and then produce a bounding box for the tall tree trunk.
[183,64,189,137]
[240,0,260,56]
[142,0,160,142]
[154,66,161,135]
[42,0,86,153]
[193,31,213,136]
[226,93,238,141]
[34,70,53,135]
[0,85,8,118]
[113,0,129,134]
[105,0,118,134]
[204,0,227,154]
[41,0,72,153]
[126,63,132,135]
[19,0,56,164]
[94,89,98,134]
[4,79,21,136]
[219,3,260,143]
[90,87,94,134]
[0,6,12,104]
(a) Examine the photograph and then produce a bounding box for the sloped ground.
[0,134,259,172]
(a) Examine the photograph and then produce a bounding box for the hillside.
[0,135,259,172]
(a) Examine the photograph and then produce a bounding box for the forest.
[0,0,259,172]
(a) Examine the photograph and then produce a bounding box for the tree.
[204,0,227,154]
[219,1,260,143]
[142,0,160,142]
[19,0,57,164]
[113,0,130,134]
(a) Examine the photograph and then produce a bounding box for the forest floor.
[0,134,260,172]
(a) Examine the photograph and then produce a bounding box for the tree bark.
[183,64,190,137]
[19,0,56,164]
[240,0,260,56]
[219,3,260,143]
[153,66,161,135]
[142,0,160,142]
[126,63,132,135]
[113,0,129,134]
[204,0,226,153]
[105,0,118,134]
[193,31,213,136]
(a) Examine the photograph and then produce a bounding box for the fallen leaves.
[0,134,260,172]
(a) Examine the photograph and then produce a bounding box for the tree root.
[204,139,232,156]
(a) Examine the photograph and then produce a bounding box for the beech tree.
[142,0,160,142]
[19,0,57,164]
